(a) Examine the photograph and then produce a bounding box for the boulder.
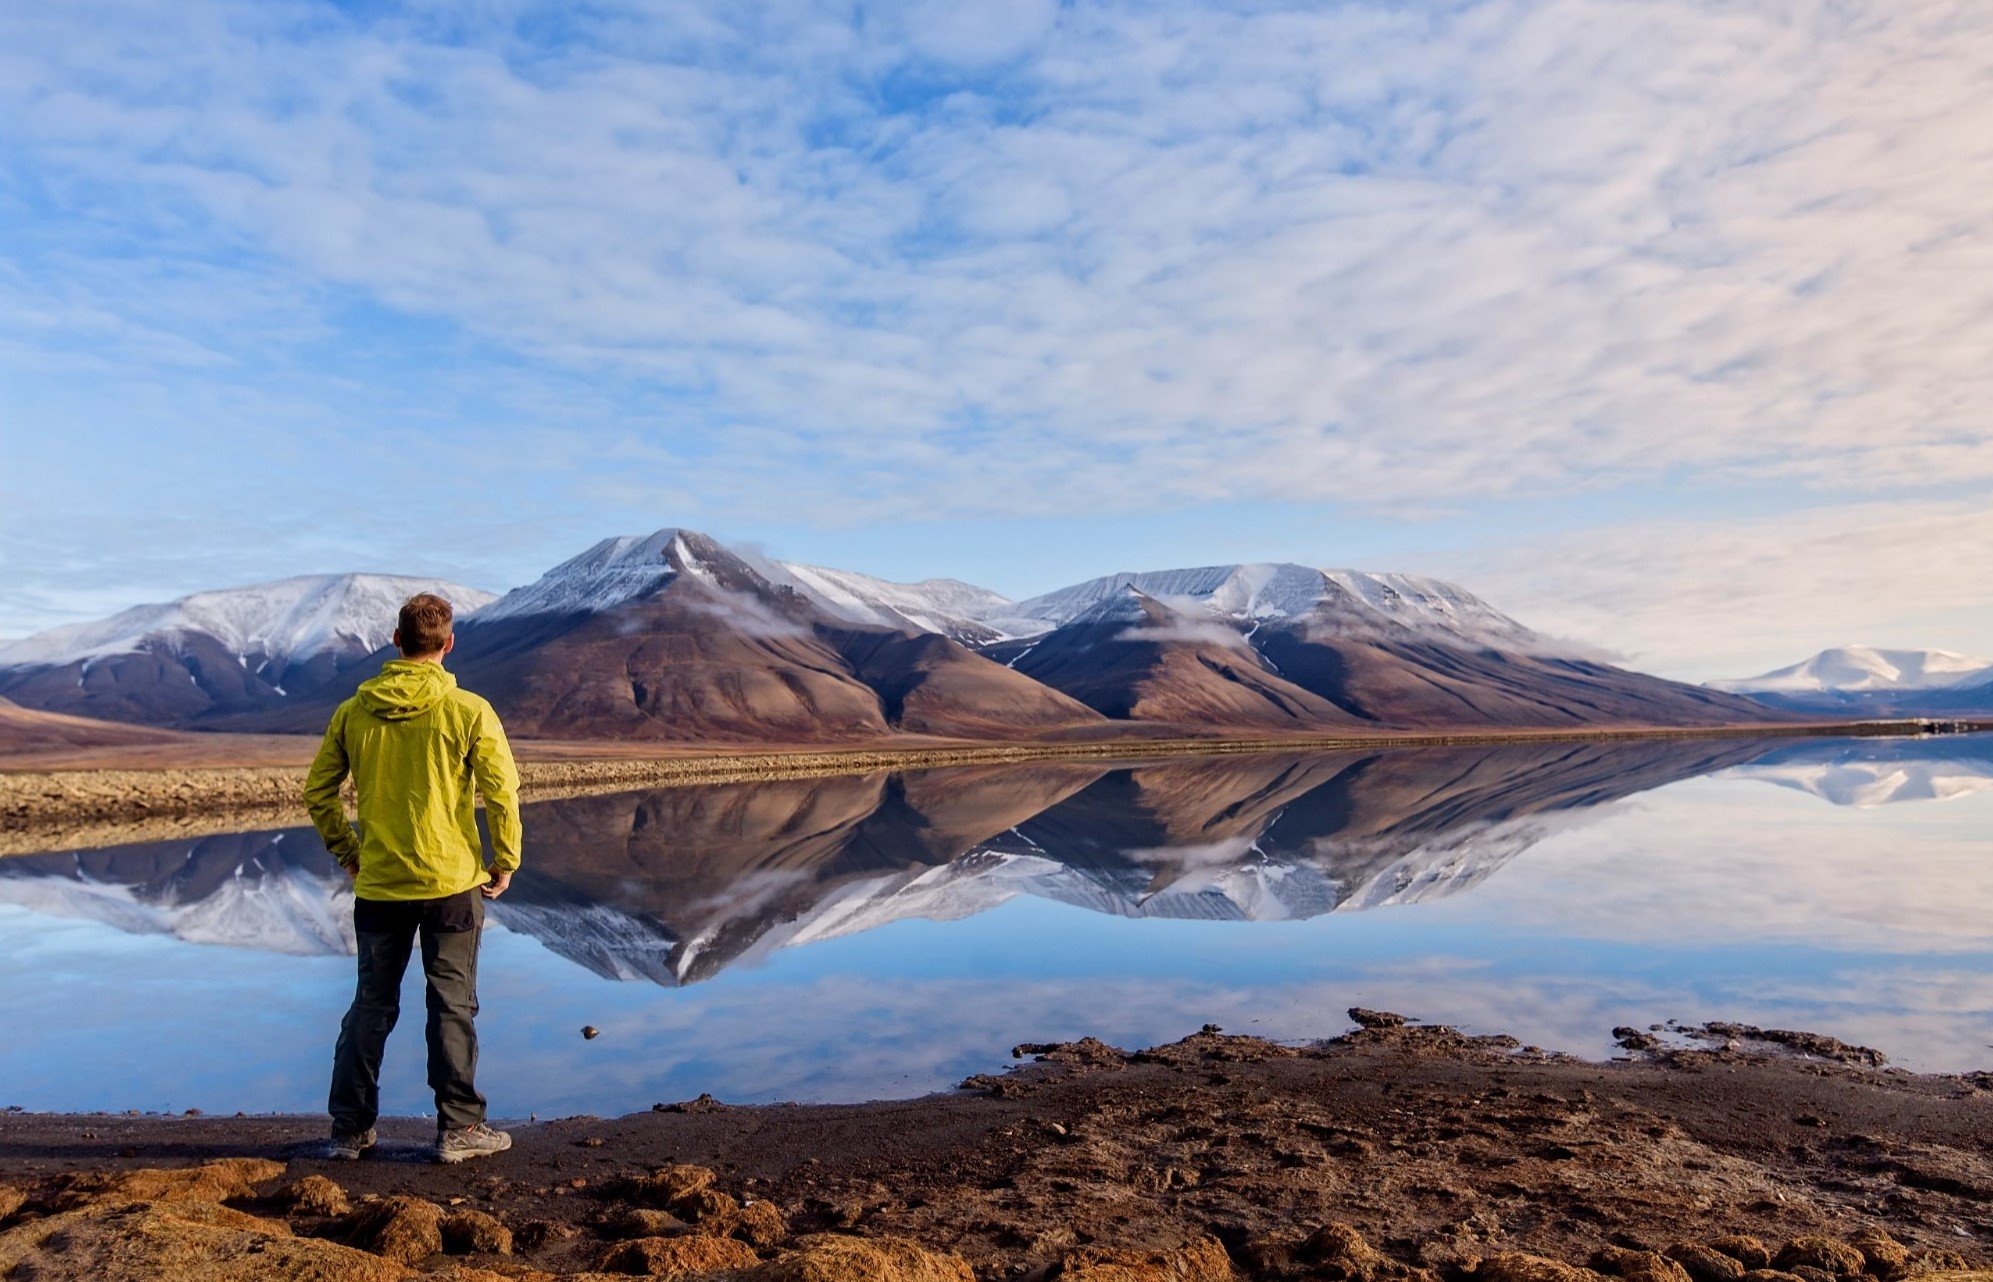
[601,1207,691,1240]
[1904,1252,1971,1277]
[0,1183,26,1222]
[0,1196,406,1281]
[1776,1241,1867,1277]
[1476,1254,1607,1282]
[1593,1248,1692,1282]
[618,1164,718,1212]
[1055,1235,1235,1282]
[1299,1224,1392,1281]
[598,1233,760,1276]
[1709,1240,1775,1271]
[1849,1231,1910,1280]
[441,1207,513,1255]
[1666,1245,1747,1282]
[274,1175,351,1219]
[739,1233,976,1282]
[731,1199,788,1249]
[344,1194,446,1264]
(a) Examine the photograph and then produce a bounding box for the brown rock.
[1903,1251,1971,1277]
[441,1207,513,1255]
[274,1175,351,1218]
[619,1163,719,1212]
[1477,1254,1608,1282]
[1056,1235,1235,1282]
[731,1199,788,1249]
[1299,1223,1390,1281]
[602,1207,691,1239]
[679,1186,742,1224]
[1740,1271,1808,1282]
[1594,1248,1693,1282]
[50,1158,287,1210]
[1776,1240,1867,1277]
[344,1194,446,1264]
[1710,1240,1775,1271]
[1849,1231,1910,1280]
[1666,1245,1747,1282]
[0,1183,25,1222]
[740,1233,976,1282]
[0,1196,406,1281]
[599,1233,760,1276]
[1789,1268,1835,1282]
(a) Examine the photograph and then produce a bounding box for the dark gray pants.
[329,889,487,1134]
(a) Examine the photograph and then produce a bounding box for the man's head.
[393,593,457,661]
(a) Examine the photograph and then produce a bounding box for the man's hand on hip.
[342,862,358,881]
[482,871,512,899]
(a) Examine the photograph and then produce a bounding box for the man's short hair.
[397,593,455,656]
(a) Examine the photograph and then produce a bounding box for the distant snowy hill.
[0,574,496,726]
[1711,646,1991,694]
[1710,646,1993,716]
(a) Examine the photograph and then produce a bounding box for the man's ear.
[443,633,457,657]
[391,627,403,653]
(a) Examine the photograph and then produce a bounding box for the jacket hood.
[356,659,458,720]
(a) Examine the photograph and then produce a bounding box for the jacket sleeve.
[470,703,523,874]
[303,707,361,870]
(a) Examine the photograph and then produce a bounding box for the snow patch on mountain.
[1710,646,1993,694]
[772,562,1013,641]
[0,856,354,955]
[474,530,697,623]
[1003,563,1557,652]
[0,575,497,671]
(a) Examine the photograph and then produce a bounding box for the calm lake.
[2,733,1990,1118]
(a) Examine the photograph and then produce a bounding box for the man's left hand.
[482,871,512,899]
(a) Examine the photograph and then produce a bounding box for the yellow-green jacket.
[303,659,522,901]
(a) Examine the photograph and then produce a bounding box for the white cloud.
[3,0,1992,655]
[1443,495,1993,679]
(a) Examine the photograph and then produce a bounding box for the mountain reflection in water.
[7,734,1985,986]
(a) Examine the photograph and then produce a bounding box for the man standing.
[304,592,522,1164]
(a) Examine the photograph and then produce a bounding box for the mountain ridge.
[0,527,1807,737]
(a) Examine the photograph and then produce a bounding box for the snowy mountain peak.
[474,527,731,623]
[0,574,497,671]
[1002,562,1551,650]
[1710,646,1993,695]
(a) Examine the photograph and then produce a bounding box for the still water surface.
[2,734,1989,1117]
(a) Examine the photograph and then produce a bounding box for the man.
[304,592,523,1165]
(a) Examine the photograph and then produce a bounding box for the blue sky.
[3,0,1991,679]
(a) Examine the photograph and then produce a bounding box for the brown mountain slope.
[1005,595,1370,731]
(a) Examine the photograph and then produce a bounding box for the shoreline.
[0,1018,1986,1280]
[0,717,1972,856]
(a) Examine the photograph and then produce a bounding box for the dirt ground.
[0,1018,1986,1281]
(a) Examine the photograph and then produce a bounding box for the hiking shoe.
[326,1127,376,1161]
[435,1122,511,1164]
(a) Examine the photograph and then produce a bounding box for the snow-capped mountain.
[0,574,496,727]
[433,528,1100,742]
[998,563,1553,652]
[0,573,494,671]
[984,562,1781,731]
[1711,646,1992,695]
[476,528,1015,644]
[1709,646,1993,716]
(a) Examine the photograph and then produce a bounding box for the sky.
[2,0,1990,681]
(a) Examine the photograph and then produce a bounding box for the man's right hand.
[342,862,358,881]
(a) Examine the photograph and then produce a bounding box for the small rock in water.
[581,1025,600,1040]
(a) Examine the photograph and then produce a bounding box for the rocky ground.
[0,1017,1987,1281]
